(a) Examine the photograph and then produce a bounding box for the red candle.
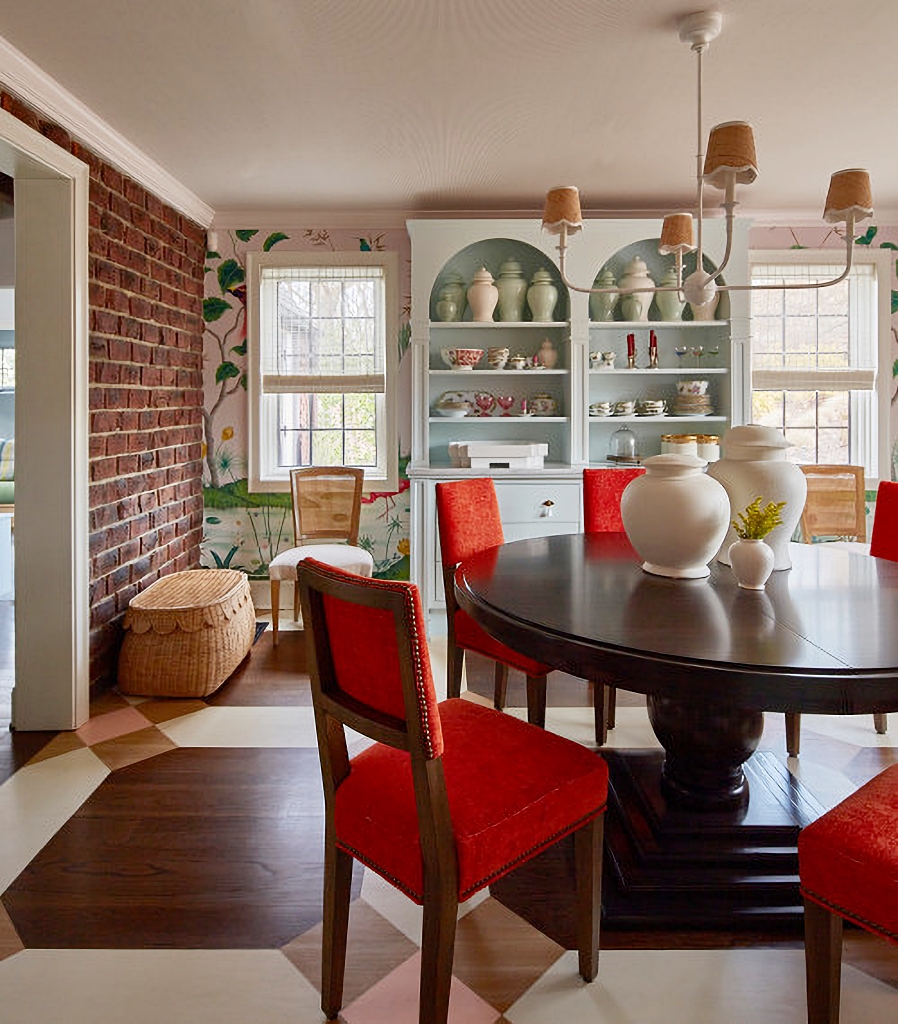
[650,330,658,351]
[627,333,635,357]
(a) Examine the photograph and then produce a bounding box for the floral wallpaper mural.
[201,225,412,588]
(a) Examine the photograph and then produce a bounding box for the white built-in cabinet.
[407,218,749,616]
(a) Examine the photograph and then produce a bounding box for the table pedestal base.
[491,749,826,939]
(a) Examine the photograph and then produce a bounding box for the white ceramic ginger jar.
[496,259,528,322]
[467,266,499,322]
[620,454,731,579]
[526,268,559,322]
[728,538,775,590]
[707,424,807,570]
[618,256,655,322]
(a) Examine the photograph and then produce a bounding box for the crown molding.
[0,33,213,227]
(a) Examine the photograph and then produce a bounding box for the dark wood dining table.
[454,533,898,929]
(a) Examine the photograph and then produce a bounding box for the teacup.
[589,402,612,417]
[508,354,529,370]
[487,346,510,369]
[590,351,616,370]
[638,399,666,416]
[677,379,709,396]
[613,400,636,416]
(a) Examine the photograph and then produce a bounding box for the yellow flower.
[221,427,234,441]
[397,538,410,556]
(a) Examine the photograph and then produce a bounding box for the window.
[248,251,398,491]
[748,249,892,480]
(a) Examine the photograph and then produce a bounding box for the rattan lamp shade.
[703,121,758,188]
[659,213,695,255]
[542,186,583,236]
[823,169,873,225]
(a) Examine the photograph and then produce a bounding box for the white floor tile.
[0,949,322,1024]
[0,747,108,892]
[506,949,897,1023]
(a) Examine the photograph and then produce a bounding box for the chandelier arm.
[718,216,857,292]
[694,45,705,277]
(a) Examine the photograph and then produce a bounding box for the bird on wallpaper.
[358,234,385,251]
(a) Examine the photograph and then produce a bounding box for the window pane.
[784,390,816,427]
[752,390,784,427]
[818,428,849,463]
[313,393,343,429]
[751,288,783,317]
[817,391,848,427]
[312,429,344,464]
[345,393,375,429]
[784,428,816,463]
[345,430,377,466]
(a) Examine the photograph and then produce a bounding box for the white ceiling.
[0,0,895,222]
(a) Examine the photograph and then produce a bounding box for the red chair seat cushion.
[454,609,551,678]
[334,698,608,903]
[798,763,898,943]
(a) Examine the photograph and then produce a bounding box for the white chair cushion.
[268,543,375,580]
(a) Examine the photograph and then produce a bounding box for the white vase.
[689,288,720,321]
[467,266,498,322]
[707,424,807,570]
[618,256,655,323]
[526,268,559,321]
[728,538,775,590]
[496,259,528,322]
[620,453,731,579]
[653,267,685,321]
[589,268,619,322]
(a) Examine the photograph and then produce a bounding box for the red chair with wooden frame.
[298,558,609,1024]
[798,763,898,1023]
[583,467,645,734]
[435,477,554,729]
[870,479,898,562]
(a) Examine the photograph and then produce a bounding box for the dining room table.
[454,532,898,930]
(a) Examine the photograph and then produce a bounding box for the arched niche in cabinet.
[589,238,731,323]
[429,238,570,324]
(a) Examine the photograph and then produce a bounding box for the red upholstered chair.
[870,480,898,562]
[582,467,645,733]
[798,764,898,1023]
[435,477,554,730]
[298,558,608,1024]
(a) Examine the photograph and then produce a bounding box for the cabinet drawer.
[494,482,581,525]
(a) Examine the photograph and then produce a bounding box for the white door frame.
[0,106,89,730]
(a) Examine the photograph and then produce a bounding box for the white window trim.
[247,249,399,493]
[748,247,893,486]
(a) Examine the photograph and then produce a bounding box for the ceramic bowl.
[451,347,484,369]
[677,379,709,396]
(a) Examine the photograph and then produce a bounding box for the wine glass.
[707,345,720,367]
[692,345,704,369]
[495,394,516,416]
[475,391,496,417]
[675,346,688,370]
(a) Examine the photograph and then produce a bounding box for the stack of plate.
[673,394,713,416]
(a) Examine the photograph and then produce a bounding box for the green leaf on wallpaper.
[230,341,247,356]
[205,516,222,524]
[879,241,898,250]
[206,250,221,260]
[235,230,258,242]
[203,478,293,509]
[789,244,807,249]
[216,361,241,383]
[218,259,246,293]
[203,296,231,322]
[892,291,898,315]
[855,226,877,245]
[239,373,248,390]
[262,232,289,251]
[892,358,898,377]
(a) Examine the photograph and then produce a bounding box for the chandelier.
[541,10,874,308]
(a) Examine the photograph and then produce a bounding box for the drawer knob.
[540,499,556,518]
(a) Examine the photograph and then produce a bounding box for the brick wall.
[0,91,207,691]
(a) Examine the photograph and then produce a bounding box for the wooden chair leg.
[873,712,888,734]
[270,579,280,647]
[803,896,843,1024]
[786,711,801,757]
[419,884,459,1024]
[447,640,464,700]
[321,843,353,1020]
[493,662,508,710]
[593,680,608,746]
[574,813,603,983]
[526,674,547,728]
[606,684,617,730]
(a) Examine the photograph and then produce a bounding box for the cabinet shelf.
[589,320,728,330]
[430,320,569,329]
[589,367,726,376]
[430,368,569,377]
[429,416,569,424]
[589,415,727,423]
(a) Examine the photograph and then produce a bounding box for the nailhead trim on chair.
[801,886,898,943]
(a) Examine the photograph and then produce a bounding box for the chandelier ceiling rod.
[541,10,874,308]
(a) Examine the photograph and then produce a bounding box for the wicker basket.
[118,569,256,697]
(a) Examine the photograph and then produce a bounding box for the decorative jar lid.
[642,453,707,475]
[498,258,524,276]
[722,424,788,458]
[471,266,494,284]
[530,268,553,284]
[597,267,615,285]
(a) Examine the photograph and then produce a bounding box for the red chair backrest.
[583,467,645,533]
[435,477,504,567]
[870,481,898,562]
[298,558,444,760]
